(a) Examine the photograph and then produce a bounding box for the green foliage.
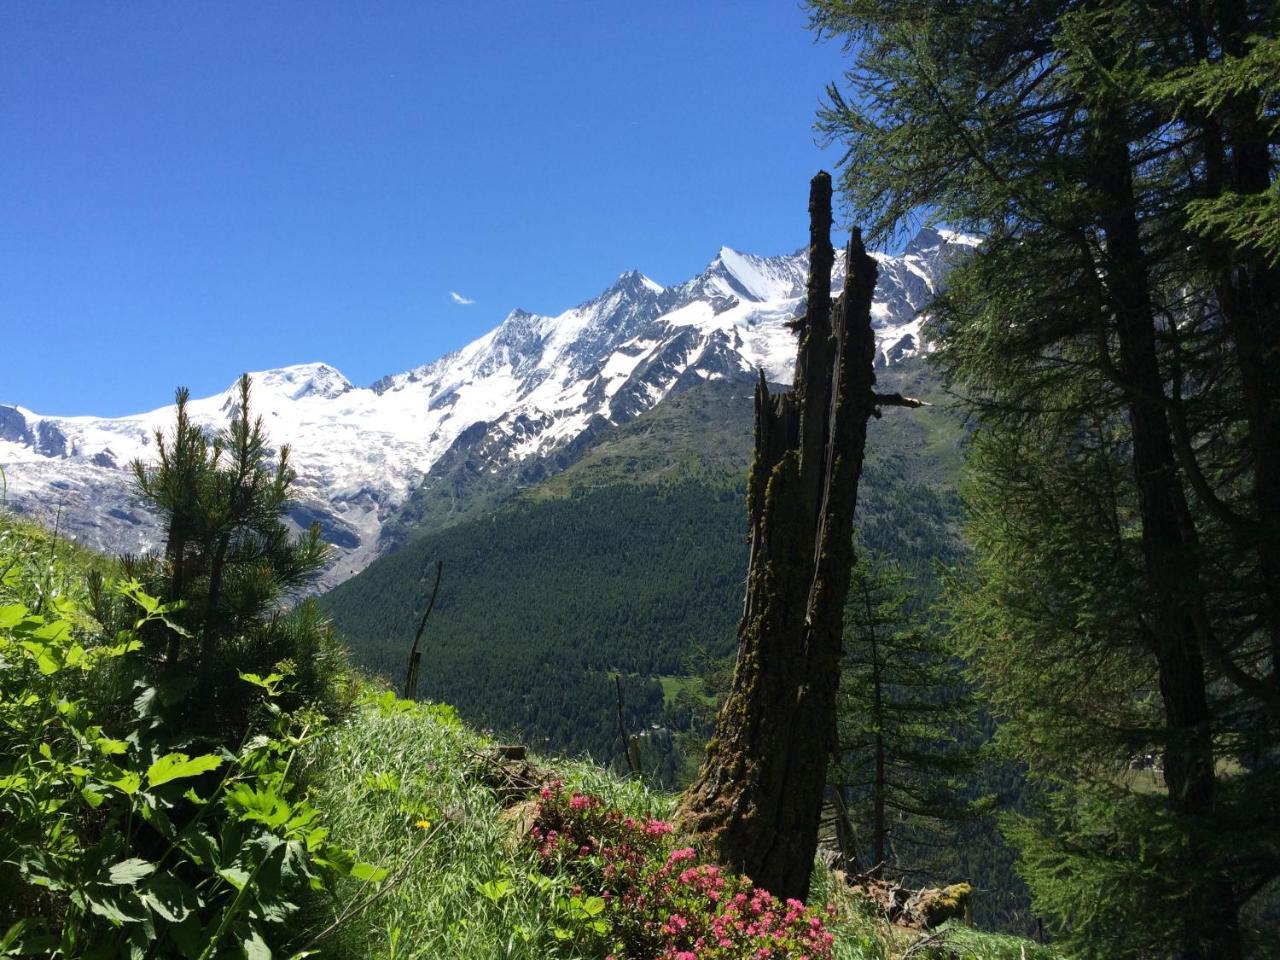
[0,380,371,958]
[832,553,981,877]
[1152,31,1280,264]
[323,480,738,771]
[0,545,369,957]
[527,784,838,958]
[809,0,1280,953]
[304,688,1051,960]
[301,687,673,959]
[100,374,348,737]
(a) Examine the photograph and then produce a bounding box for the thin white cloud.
[449,291,475,306]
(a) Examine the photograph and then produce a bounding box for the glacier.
[0,227,973,589]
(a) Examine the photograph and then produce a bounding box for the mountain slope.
[319,359,967,764]
[1,228,974,588]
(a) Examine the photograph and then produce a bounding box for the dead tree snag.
[676,171,903,902]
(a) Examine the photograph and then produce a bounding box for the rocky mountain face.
[0,227,976,589]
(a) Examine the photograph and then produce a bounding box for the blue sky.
[1,2,853,416]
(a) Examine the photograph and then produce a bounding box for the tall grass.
[300,693,670,959]
[301,692,1059,960]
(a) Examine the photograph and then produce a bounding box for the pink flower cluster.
[528,784,835,960]
[529,782,671,874]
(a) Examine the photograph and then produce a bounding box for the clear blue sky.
[1,2,853,416]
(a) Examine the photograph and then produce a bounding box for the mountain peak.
[606,269,665,299]
[903,226,945,257]
[576,269,666,312]
[249,363,354,401]
[2,228,969,596]
[698,246,809,303]
[903,225,981,258]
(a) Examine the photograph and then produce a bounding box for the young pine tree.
[113,374,344,736]
[830,553,977,880]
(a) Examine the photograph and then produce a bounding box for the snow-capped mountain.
[0,227,975,588]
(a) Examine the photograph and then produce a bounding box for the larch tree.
[830,553,977,880]
[805,1,1279,956]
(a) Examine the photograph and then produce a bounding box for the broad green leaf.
[108,771,142,796]
[139,873,198,923]
[146,752,224,787]
[32,619,69,642]
[104,636,143,657]
[19,641,59,676]
[179,825,219,868]
[478,878,513,902]
[217,866,250,891]
[0,604,27,628]
[243,930,271,960]
[239,671,283,690]
[364,770,398,792]
[131,589,159,615]
[226,784,291,828]
[107,858,156,886]
[349,862,388,883]
[88,893,147,924]
[169,914,204,957]
[95,737,129,756]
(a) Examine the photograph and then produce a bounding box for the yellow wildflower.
[415,819,431,830]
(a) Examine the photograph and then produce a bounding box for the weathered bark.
[676,172,884,902]
[1089,118,1241,960]
[844,875,971,930]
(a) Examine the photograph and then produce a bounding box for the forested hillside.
[320,360,965,764]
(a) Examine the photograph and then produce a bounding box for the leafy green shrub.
[0,575,379,958]
[303,690,670,959]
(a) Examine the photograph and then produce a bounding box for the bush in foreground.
[0,513,382,958]
[530,783,835,958]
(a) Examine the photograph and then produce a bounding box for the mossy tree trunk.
[677,171,900,902]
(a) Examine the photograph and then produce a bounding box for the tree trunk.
[1089,118,1241,960]
[867,580,886,876]
[1210,0,1280,681]
[676,171,882,902]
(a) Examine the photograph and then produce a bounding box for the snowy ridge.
[0,227,972,588]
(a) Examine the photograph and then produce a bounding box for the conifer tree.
[806,1,1279,956]
[118,374,341,735]
[830,553,976,880]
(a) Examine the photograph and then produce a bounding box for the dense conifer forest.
[319,367,965,767]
